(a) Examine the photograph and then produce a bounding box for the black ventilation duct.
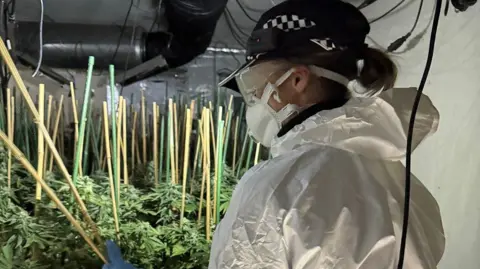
[14,0,228,85]
[149,0,227,68]
[15,22,146,70]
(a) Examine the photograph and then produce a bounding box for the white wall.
[364,2,480,268]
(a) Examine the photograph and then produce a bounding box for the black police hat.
[220,0,370,92]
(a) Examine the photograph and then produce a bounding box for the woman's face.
[236,60,312,112]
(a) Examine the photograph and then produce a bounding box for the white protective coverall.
[209,88,445,269]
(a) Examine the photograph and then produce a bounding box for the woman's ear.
[291,66,310,93]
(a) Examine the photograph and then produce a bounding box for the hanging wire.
[397,0,442,268]
[369,0,407,24]
[236,0,257,23]
[409,0,424,33]
[32,0,44,77]
[224,8,250,37]
[386,0,424,52]
[237,0,265,13]
[357,0,378,9]
[148,1,162,32]
[120,7,139,96]
[111,0,134,63]
[223,11,247,49]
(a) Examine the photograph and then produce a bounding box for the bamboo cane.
[103,102,121,241]
[42,95,53,176]
[158,108,165,182]
[173,102,179,184]
[197,168,207,225]
[141,90,147,164]
[7,88,11,189]
[213,106,223,224]
[93,112,103,170]
[0,41,102,242]
[180,108,192,226]
[131,111,138,177]
[153,102,159,186]
[254,142,261,165]
[204,108,212,240]
[88,113,101,172]
[70,82,82,176]
[168,99,176,184]
[0,130,107,263]
[35,84,45,200]
[22,97,31,162]
[189,127,201,195]
[197,112,206,223]
[0,88,5,132]
[73,57,95,184]
[245,137,255,171]
[49,95,64,171]
[235,131,249,178]
[232,116,239,169]
[116,97,123,190]
[10,96,14,147]
[208,102,216,154]
[135,135,141,166]
[59,105,65,159]
[122,99,128,184]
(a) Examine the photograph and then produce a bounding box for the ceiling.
[15,0,374,49]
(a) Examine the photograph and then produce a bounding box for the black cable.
[6,0,15,19]
[225,8,250,37]
[119,14,139,97]
[357,0,378,9]
[444,0,450,16]
[236,0,257,22]
[110,0,134,64]
[369,0,406,24]
[223,12,247,49]
[387,0,424,52]
[409,0,424,33]
[148,1,162,33]
[397,1,442,269]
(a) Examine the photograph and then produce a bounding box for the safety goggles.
[234,61,291,106]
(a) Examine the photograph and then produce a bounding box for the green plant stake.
[22,99,31,161]
[235,131,249,179]
[73,56,95,185]
[87,116,101,172]
[82,98,93,174]
[93,113,102,169]
[109,65,119,206]
[222,106,233,164]
[0,87,5,132]
[245,137,254,172]
[216,120,225,224]
[238,103,245,126]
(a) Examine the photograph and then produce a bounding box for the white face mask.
[245,69,300,147]
[242,65,352,147]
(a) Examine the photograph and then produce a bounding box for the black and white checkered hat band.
[262,14,316,32]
